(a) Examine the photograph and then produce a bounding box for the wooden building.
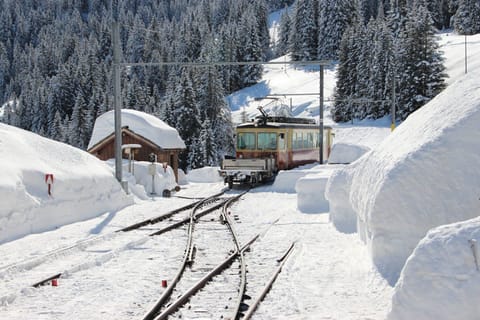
[87,110,185,182]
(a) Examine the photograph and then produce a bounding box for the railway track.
[142,189,297,320]
[1,189,296,319]
[0,191,227,304]
[143,191,253,320]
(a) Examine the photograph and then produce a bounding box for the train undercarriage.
[219,158,276,188]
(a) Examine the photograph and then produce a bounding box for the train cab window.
[237,132,256,150]
[257,132,277,150]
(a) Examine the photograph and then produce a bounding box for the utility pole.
[112,0,123,186]
[319,65,324,164]
[391,72,396,131]
[465,34,468,74]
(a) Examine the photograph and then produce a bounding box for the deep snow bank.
[329,70,480,283]
[327,124,389,164]
[295,164,345,214]
[0,124,132,244]
[186,167,224,183]
[388,217,480,320]
[324,165,357,233]
[115,160,178,199]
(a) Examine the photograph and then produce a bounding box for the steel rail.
[1,200,205,278]
[118,200,201,232]
[31,273,62,288]
[221,191,250,320]
[153,234,259,320]
[142,192,225,320]
[148,198,229,237]
[28,196,228,289]
[242,242,296,320]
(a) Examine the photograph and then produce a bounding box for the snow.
[115,159,178,200]
[328,66,480,284]
[1,27,480,319]
[0,123,132,244]
[185,166,224,183]
[227,55,337,126]
[87,109,185,150]
[388,217,480,320]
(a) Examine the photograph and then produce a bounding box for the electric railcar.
[220,112,333,188]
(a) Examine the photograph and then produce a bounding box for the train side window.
[278,133,286,149]
[307,132,314,148]
[257,132,277,150]
[237,132,256,150]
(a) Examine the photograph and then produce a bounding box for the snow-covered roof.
[88,109,185,150]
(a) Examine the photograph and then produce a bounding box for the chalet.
[87,109,185,182]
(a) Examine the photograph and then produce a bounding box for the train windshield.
[237,132,256,150]
[257,132,277,150]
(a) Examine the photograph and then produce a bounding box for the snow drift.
[328,69,480,283]
[324,165,357,234]
[388,217,480,320]
[0,124,132,244]
[295,164,345,214]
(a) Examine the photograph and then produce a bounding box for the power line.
[121,60,332,67]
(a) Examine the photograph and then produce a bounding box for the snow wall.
[324,165,357,234]
[0,124,132,244]
[388,217,480,320]
[327,70,480,284]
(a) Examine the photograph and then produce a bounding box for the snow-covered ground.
[1,28,480,320]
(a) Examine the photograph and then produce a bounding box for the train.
[220,108,333,188]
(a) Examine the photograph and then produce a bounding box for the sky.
[1,14,480,320]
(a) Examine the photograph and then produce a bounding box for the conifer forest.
[0,0,479,169]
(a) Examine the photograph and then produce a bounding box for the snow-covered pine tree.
[453,0,480,34]
[189,119,218,169]
[332,19,365,122]
[0,42,8,102]
[289,0,318,61]
[364,4,394,119]
[318,0,358,60]
[253,0,270,55]
[277,7,291,56]
[237,7,264,87]
[196,37,235,165]
[172,68,202,170]
[395,2,447,120]
[217,24,241,93]
[69,90,93,149]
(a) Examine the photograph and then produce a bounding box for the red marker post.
[45,174,54,196]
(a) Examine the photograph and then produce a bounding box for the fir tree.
[395,3,447,120]
[172,68,202,170]
[318,0,358,60]
[453,0,480,34]
[289,0,318,61]
[277,7,291,56]
[333,20,365,122]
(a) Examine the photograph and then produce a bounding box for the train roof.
[237,116,331,129]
